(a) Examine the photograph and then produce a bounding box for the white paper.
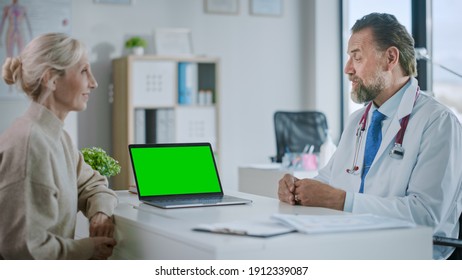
[193,218,295,237]
[271,213,415,234]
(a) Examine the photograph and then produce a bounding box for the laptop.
[128,142,252,209]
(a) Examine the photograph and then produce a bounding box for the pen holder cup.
[282,153,302,169]
[302,154,318,171]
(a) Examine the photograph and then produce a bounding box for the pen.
[308,145,315,154]
[212,228,248,235]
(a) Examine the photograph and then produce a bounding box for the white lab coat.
[316,77,462,259]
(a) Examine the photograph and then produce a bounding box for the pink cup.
[302,154,318,171]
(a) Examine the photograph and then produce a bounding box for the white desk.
[239,163,318,198]
[75,190,433,260]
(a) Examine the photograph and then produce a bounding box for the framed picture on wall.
[153,28,193,56]
[250,0,283,17]
[0,0,72,99]
[204,0,239,15]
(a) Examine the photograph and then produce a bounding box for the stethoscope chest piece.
[389,143,404,159]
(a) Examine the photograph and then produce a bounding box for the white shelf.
[111,55,220,189]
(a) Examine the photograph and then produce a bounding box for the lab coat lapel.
[374,78,419,162]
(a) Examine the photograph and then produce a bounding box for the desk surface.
[238,164,318,198]
[110,190,432,260]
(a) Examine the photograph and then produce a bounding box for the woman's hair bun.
[2,57,22,85]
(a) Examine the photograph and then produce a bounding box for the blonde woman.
[0,33,118,259]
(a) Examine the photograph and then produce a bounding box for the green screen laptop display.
[130,144,222,197]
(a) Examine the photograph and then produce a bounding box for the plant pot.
[131,46,144,55]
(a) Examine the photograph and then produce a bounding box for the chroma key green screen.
[130,144,222,196]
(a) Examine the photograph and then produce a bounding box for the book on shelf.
[178,62,198,105]
[137,107,216,145]
[134,108,146,144]
[142,108,175,144]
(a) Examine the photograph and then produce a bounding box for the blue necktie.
[359,110,386,193]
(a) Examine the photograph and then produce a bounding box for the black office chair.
[433,214,462,260]
[272,111,328,163]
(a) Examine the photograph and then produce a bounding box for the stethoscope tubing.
[346,88,420,175]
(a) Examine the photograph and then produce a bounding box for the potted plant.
[81,147,121,178]
[125,36,147,55]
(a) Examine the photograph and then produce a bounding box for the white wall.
[0,0,340,191]
[71,0,341,191]
[304,0,342,137]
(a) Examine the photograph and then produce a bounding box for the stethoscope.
[346,88,420,175]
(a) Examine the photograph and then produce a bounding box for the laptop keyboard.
[158,197,220,204]
[149,195,238,205]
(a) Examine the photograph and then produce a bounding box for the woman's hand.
[91,237,117,260]
[89,212,115,238]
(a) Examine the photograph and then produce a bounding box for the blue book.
[178,62,197,105]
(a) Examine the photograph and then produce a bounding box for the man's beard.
[350,71,386,104]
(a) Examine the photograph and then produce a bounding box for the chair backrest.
[449,214,462,259]
[434,213,462,259]
[273,111,328,163]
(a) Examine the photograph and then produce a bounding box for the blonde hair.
[2,33,86,102]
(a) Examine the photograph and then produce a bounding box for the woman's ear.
[42,70,56,91]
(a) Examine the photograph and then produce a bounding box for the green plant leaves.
[81,147,121,178]
[125,36,147,48]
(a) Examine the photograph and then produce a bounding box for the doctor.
[278,13,462,260]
